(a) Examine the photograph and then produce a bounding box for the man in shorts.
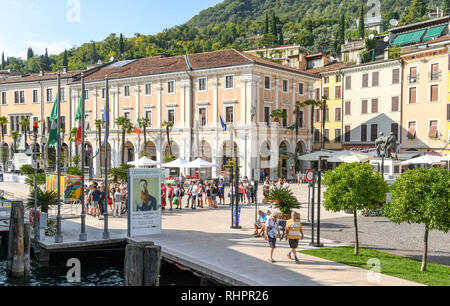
[285,212,304,264]
[218,179,225,205]
[265,212,281,263]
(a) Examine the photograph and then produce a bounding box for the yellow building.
[308,62,352,151]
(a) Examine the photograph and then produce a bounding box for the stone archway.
[279,141,291,179]
[123,141,135,163]
[199,140,213,179]
[163,140,180,161]
[143,141,157,161]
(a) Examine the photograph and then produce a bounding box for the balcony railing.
[408,74,419,84]
[429,71,441,82]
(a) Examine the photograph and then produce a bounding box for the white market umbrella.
[162,157,189,168]
[440,155,450,162]
[128,156,160,168]
[298,150,337,161]
[328,151,375,163]
[401,155,443,166]
[184,158,218,169]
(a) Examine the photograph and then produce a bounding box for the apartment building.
[308,62,352,151]
[67,49,318,180]
[341,59,403,151]
[400,37,450,155]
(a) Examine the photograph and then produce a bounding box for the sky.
[0,0,222,59]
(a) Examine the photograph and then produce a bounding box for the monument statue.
[375,132,398,159]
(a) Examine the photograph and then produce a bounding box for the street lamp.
[311,156,327,248]
[32,121,39,253]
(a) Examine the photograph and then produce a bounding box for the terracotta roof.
[80,49,318,83]
[0,70,81,85]
[306,62,353,75]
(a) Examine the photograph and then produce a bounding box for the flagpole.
[80,73,87,241]
[103,75,110,240]
[55,72,63,244]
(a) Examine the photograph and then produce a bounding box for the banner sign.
[127,168,162,237]
[46,174,82,203]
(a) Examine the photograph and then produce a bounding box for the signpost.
[127,168,162,237]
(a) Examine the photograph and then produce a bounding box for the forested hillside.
[1,0,446,74]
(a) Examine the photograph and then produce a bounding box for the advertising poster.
[46,174,82,203]
[127,168,162,237]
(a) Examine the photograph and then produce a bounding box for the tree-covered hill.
[1,0,446,74]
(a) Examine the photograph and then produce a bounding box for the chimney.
[298,53,307,71]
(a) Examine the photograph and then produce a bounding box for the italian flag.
[74,96,83,145]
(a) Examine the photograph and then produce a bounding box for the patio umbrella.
[327,151,376,163]
[128,156,160,168]
[298,150,337,161]
[401,155,443,166]
[162,157,189,168]
[184,158,218,169]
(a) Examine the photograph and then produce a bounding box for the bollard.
[7,201,30,279]
[143,245,161,286]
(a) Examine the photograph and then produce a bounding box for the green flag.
[75,96,83,121]
[48,94,59,149]
[288,122,297,131]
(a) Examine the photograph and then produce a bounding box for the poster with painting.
[127,168,161,237]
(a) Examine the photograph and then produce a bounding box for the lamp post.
[314,156,326,248]
[55,72,63,244]
[80,74,87,242]
[32,121,39,253]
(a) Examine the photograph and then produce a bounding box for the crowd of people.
[83,180,128,219]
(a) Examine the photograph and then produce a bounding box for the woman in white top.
[113,188,124,217]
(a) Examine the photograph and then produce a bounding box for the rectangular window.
[101,88,106,99]
[345,101,351,115]
[408,122,417,139]
[371,98,378,113]
[361,100,368,114]
[124,111,131,120]
[325,108,330,122]
[335,86,341,99]
[297,110,304,128]
[225,76,234,89]
[372,71,379,87]
[324,77,329,84]
[409,67,417,83]
[199,108,207,127]
[361,125,367,142]
[225,106,234,123]
[14,91,25,104]
[298,83,304,95]
[315,88,320,100]
[167,81,175,94]
[314,130,320,142]
[124,85,131,97]
[314,109,321,123]
[392,68,400,84]
[371,124,378,142]
[336,75,342,82]
[323,88,329,99]
[60,116,66,132]
[430,63,440,81]
[335,129,342,143]
[84,114,90,130]
[447,104,450,121]
[282,80,288,92]
[282,109,288,127]
[60,88,66,101]
[265,77,271,89]
[1,92,6,105]
[145,111,152,127]
[392,97,399,112]
[335,108,342,121]
[429,120,438,138]
[32,90,38,103]
[430,85,439,102]
[391,123,399,139]
[198,78,207,91]
[145,83,152,96]
[264,107,271,125]
[168,109,175,124]
[362,74,369,88]
[83,90,89,101]
[345,76,351,90]
[323,129,330,142]
[345,125,351,142]
[409,87,417,104]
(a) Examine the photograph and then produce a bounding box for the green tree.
[1,52,5,69]
[11,131,20,154]
[278,27,284,45]
[90,42,99,64]
[0,116,8,163]
[358,2,365,39]
[18,116,30,144]
[139,117,151,156]
[116,117,132,164]
[296,29,313,47]
[27,48,34,60]
[63,49,69,67]
[339,13,346,46]
[119,33,125,59]
[384,168,450,272]
[402,0,426,24]
[271,13,278,38]
[444,0,450,16]
[323,163,389,255]
[264,13,269,35]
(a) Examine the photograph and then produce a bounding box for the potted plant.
[27,188,58,235]
[265,188,300,220]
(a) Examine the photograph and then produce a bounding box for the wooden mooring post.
[7,201,31,279]
[124,242,161,286]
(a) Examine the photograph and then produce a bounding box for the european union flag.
[220,115,227,131]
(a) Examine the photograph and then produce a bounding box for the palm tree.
[18,116,30,145]
[0,116,8,164]
[302,97,328,150]
[116,117,132,164]
[11,131,20,154]
[139,117,151,156]
[95,119,103,175]
[161,121,174,158]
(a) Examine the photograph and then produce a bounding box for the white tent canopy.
[327,151,376,163]
[440,155,450,162]
[401,155,443,166]
[184,158,218,169]
[162,157,189,168]
[128,156,160,167]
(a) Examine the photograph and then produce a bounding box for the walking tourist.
[113,187,124,217]
[285,212,304,264]
[211,182,218,208]
[168,184,174,211]
[191,181,198,210]
[161,183,167,211]
[197,183,204,208]
[218,179,225,205]
[265,212,281,263]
